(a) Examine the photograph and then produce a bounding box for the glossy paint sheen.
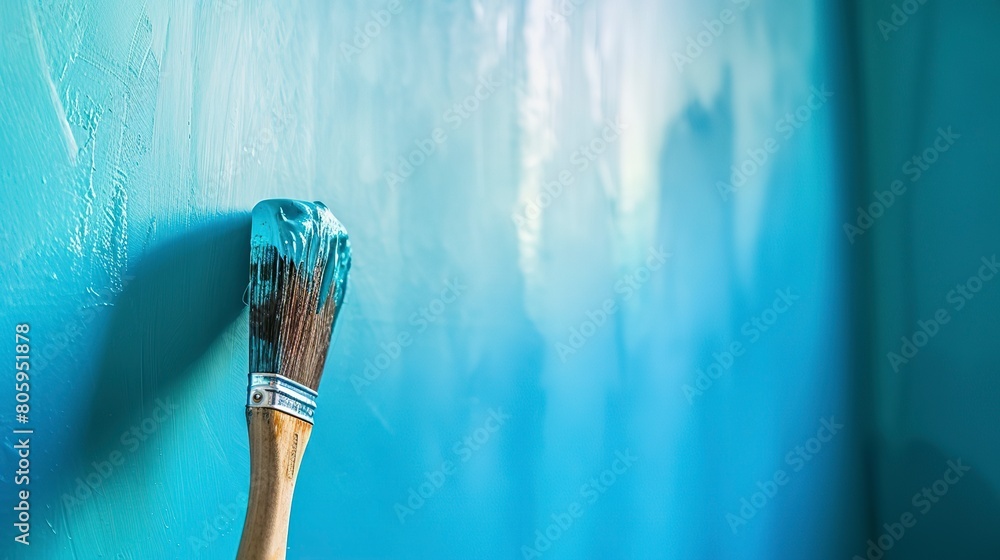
[250,199,351,312]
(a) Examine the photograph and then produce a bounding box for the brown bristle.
[248,200,351,392]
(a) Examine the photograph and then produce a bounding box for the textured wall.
[1,1,864,558]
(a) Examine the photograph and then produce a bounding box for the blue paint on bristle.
[250,199,351,313]
[249,199,351,387]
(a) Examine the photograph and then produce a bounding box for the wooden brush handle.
[237,407,313,560]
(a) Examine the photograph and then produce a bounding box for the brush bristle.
[249,199,351,391]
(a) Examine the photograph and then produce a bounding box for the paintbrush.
[238,199,351,560]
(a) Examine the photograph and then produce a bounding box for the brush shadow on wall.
[81,214,251,462]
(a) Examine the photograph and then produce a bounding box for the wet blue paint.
[5,1,999,559]
[0,2,860,558]
[250,199,351,313]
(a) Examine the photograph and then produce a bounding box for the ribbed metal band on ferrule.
[246,373,318,424]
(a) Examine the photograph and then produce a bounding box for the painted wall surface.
[854,0,1000,558]
[0,0,942,558]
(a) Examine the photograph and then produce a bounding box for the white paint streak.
[513,0,560,288]
[27,3,79,165]
[365,400,395,435]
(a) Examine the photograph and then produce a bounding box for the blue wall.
[10,0,994,558]
[853,0,1000,557]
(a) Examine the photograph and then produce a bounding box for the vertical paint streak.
[513,0,559,288]
[0,1,867,558]
[27,3,79,164]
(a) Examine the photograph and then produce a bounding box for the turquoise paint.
[250,199,351,314]
[0,1,861,558]
[2,0,997,559]
[853,1,1000,557]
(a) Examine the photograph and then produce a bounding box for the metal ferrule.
[247,373,318,424]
